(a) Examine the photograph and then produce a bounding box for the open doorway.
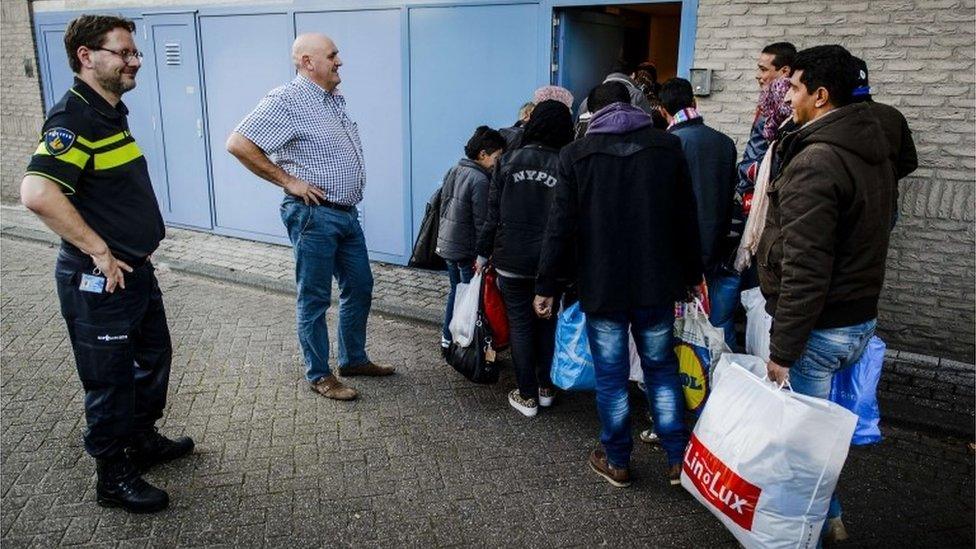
[552,3,682,115]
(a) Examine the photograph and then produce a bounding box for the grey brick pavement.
[1,236,974,547]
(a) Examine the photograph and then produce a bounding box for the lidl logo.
[675,342,709,411]
[44,127,76,156]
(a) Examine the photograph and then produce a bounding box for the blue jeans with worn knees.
[706,270,741,351]
[586,306,689,468]
[788,319,876,534]
[281,196,374,383]
[442,259,475,345]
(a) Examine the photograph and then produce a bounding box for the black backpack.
[408,187,445,270]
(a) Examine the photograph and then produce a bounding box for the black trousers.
[55,248,172,458]
[497,275,558,400]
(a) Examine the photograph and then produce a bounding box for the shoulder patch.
[44,127,76,156]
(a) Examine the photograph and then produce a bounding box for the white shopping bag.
[682,355,857,549]
[448,272,482,348]
[741,287,772,360]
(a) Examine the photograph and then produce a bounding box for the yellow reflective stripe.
[93,142,142,170]
[32,142,91,169]
[69,88,89,103]
[24,170,76,194]
[76,131,128,150]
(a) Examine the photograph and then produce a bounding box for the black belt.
[59,244,151,270]
[317,200,355,212]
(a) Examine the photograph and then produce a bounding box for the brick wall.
[692,0,976,363]
[1,0,45,204]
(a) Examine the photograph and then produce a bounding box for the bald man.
[228,34,394,401]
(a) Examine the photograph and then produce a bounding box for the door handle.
[197,118,203,138]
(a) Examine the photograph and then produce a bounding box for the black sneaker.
[127,428,194,471]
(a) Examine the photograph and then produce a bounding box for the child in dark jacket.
[437,126,506,349]
[476,101,574,417]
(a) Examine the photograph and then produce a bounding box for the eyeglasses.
[92,47,144,63]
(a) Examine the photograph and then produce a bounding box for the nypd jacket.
[476,144,562,277]
[436,158,491,261]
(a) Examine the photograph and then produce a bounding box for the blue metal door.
[199,13,293,243]
[408,4,539,240]
[555,10,627,115]
[147,12,212,229]
[296,9,407,262]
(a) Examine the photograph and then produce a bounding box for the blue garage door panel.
[148,13,212,229]
[409,4,538,238]
[36,21,166,211]
[200,13,294,240]
[295,9,405,259]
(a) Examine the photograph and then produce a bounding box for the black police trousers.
[55,248,172,459]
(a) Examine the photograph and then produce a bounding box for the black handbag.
[445,309,499,385]
[408,187,446,270]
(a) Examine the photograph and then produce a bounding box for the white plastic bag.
[741,287,772,360]
[448,272,482,348]
[682,355,858,549]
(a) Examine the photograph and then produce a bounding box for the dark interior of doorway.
[553,3,682,112]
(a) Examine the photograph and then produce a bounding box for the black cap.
[852,56,871,99]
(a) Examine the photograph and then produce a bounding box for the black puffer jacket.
[476,144,562,276]
[436,158,491,261]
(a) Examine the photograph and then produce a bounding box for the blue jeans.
[586,306,688,468]
[706,270,741,351]
[442,259,474,345]
[281,196,373,383]
[788,318,877,531]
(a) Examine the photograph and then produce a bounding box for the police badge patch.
[44,127,76,156]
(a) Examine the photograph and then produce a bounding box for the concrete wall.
[692,0,976,362]
[1,1,46,204]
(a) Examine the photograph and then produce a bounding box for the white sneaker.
[538,387,555,407]
[639,429,660,444]
[508,389,538,417]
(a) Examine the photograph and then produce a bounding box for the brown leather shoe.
[310,375,358,401]
[588,447,631,487]
[339,361,396,377]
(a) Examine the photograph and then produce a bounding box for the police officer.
[20,15,193,514]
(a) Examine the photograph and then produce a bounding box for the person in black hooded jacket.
[475,100,574,418]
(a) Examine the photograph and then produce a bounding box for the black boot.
[96,455,169,513]
[127,428,195,471]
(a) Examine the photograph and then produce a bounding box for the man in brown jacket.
[758,45,896,543]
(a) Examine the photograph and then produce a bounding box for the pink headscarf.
[759,77,792,141]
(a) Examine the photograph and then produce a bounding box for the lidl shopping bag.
[830,336,885,446]
[551,302,595,391]
[448,272,482,348]
[682,356,857,549]
[673,300,730,413]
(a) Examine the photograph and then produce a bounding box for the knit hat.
[852,56,872,99]
[522,100,574,149]
[533,86,574,109]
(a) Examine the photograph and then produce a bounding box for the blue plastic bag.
[830,336,885,445]
[551,302,595,391]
